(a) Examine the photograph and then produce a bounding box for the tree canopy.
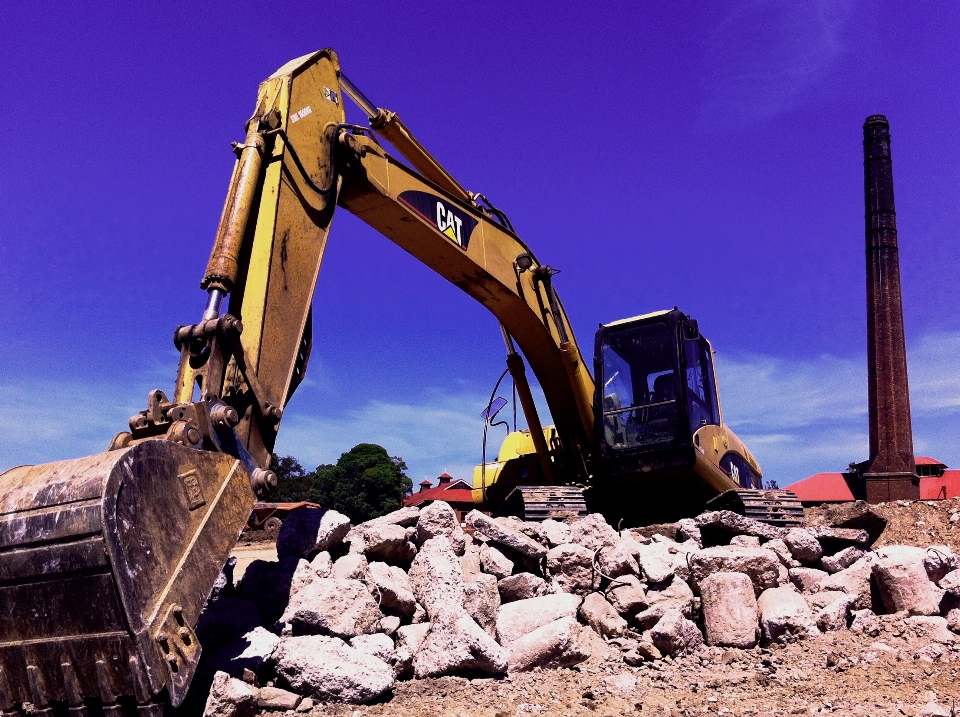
[265,444,412,523]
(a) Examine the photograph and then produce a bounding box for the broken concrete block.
[808,526,870,548]
[498,572,549,603]
[310,551,333,577]
[693,510,785,543]
[466,510,547,559]
[546,543,599,595]
[416,501,466,556]
[814,593,854,632]
[270,635,394,704]
[924,546,958,584]
[676,518,702,547]
[412,609,508,677]
[568,513,619,551]
[495,592,582,645]
[396,622,431,655]
[407,537,465,619]
[729,535,761,548]
[820,546,865,574]
[605,574,647,618]
[349,633,396,662]
[497,516,549,547]
[788,567,828,593]
[202,627,280,680]
[817,555,876,610]
[257,686,301,711]
[824,502,888,544]
[203,671,258,717]
[333,553,369,581]
[366,561,417,616]
[906,616,956,645]
[579,592,628,638]
[689,545,782,596]
[763,539,799,568]
[506,616,592,671]
[380,615,401,636]
[650,608,704,657]
[598,539,640,579]
[634,542,674,584]
[464,572,501,637]
[635,575,695,629]
[757,587,819,642]
[479,543,514,580]
[541,519,573,547]
[849,609,881,637]
[937,569,960,596]
[277,508,352,559]
[699,572,758,648]
[783,528,823,565]
[460,542,483,576]
[355,523,417,565]
[873,553,944,616]
[281,578,383,639]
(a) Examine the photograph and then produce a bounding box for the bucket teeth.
[0,666,13,712]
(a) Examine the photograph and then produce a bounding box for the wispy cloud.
[700,0,857,126]
[717,330,960,484]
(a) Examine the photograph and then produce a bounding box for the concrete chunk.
[496,592,582,645]
[277,508,352,559]
[757,587,819,642]
[506,616,592,671]
[541,519,573,547]
[203,671,258,717]
[498,572,549,603]
[464,572,501,637]
[699,572,758,648]
[689,545,782,596]
[466,510,547,559]
[281,578,383,639]
[568,513,620,551]
[606,574,647,618]
[412,609,508,677]
[783,528,823,565]
[650,608,704,657]
[821,546,865,574]
[407,537,465,619]
[546,543,599,595]
[873,552,944,616]
[579,592,628,638]
[479,543,514,580]
[416,501,466,556]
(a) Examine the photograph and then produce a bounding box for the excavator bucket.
[0,440,254,712]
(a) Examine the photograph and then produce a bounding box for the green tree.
[266,455,327,503]
[309,444,413,523]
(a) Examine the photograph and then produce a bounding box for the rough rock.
[579,592,628,638]
[412,610,508,677]
[916,703,952,717]
[873,552,944,616]
[396,622,431,655]
[689,545,782,596]
[416,501,466,556]
[788,567,828,593]
[203,627,280,680]
[497,516,549,547]
[605,574,647,618]
[821,546,865,574]
[676,518,702,547]
[281,578,383,639]
[407,537,465,619]
[277,508,352,559]
[699,572,758,648]
[540,519,573,547]
[350,633,396,662]
[479,543,514,580]
[821,501,888,544]
[366,561,417,616]
[693,510,785,543]
[506,616,592,671]
[197,598,263,653]
[938,568,960,596]
[817,555,876,610]
[466,510,547,559]
[783,528,823,565]
[380,615,401,636]
[496,592,583,645]
[635,576,695,629]
[947,608,960,633]
[310,551,333,577]
[460,543,482,576]
[546,543,598,595]
[808,525,870,548]
[357,505,420,529]
[411,602,427,623]
[729,535,761,548]
[906,616,956,644]
[238,556,300,625]
[355,523,417,565]
[634,542,674,583]
[814,593,855,632]
[757,587,820,642]
[849,609,881,637]
[597,539,640,579]
[257,686,301,711]
[209,556,238,604]
[498,572,549,603]
[924,545,958,583]
[650,608,704,657]
[764,539,799,568]
[464,572,500,636]
[333,553,369,581]
[270,635,394,704]
[568,513,619,551]
[203,671,258,717]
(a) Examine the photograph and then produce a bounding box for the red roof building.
[789,456,960,505]
[404,472,477,523]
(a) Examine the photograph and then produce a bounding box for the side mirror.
[481,396,508,423]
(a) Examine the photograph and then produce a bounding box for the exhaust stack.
[860,114,919,502]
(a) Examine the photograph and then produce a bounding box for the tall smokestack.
[861,114,919,502]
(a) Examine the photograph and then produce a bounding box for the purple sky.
[2,2,958,487]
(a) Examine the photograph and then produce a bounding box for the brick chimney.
[860,114,920,502]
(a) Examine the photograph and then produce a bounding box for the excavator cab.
[589,309,770,524]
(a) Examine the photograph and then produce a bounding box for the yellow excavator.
[0,50,801,713]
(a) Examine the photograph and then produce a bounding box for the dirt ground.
[250,501,960,717]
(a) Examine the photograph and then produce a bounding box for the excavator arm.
[0,49,598,713]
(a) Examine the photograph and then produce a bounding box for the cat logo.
[398,190,478,250]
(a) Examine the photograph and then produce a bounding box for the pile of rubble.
[196,502,960,714]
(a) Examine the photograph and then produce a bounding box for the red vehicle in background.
[247,501,320,532]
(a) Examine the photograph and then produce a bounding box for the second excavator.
[0,49,801,713]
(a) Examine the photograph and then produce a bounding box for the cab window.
[684,337,720,432]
